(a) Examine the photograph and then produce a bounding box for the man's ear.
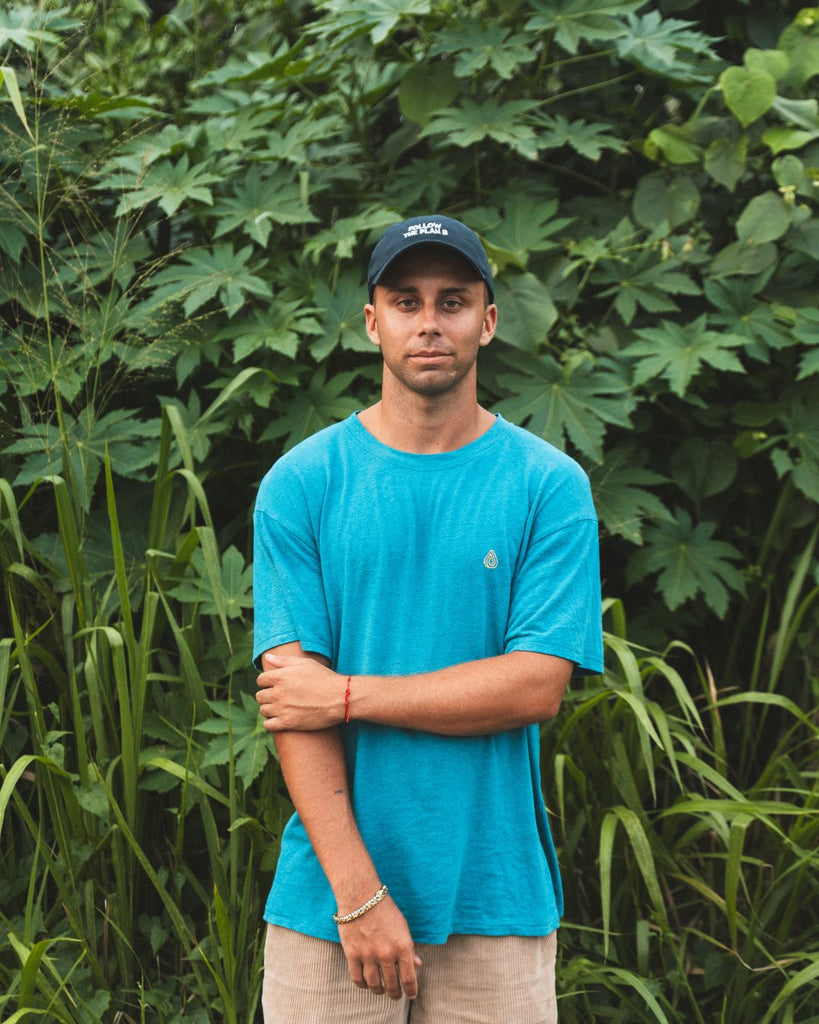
[479,303,498,348]
[364,303,381,347]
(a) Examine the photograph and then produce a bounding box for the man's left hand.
[256,653,345,731]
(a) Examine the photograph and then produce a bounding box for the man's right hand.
[337,893,421,1000]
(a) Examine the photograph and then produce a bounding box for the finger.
[348,959,366,990]
[398,952,420,999]
[363,961,384,994]
[379,962,402,1000]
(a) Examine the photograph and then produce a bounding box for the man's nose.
[417,302,441,335]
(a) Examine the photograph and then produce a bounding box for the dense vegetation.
[1,0,817,1020]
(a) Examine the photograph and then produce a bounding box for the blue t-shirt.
[253,413,603,943]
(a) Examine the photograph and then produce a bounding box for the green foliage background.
[1,0,817,1020]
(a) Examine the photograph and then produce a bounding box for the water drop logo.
[483,550,498,569]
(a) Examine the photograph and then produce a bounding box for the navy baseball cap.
[367,215,494,302]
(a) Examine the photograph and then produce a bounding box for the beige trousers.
[262,923,558,1023]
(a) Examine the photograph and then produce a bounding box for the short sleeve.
[505,478,603,675]
[252,468,333,667]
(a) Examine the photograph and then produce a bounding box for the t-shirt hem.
[263,910,563,946]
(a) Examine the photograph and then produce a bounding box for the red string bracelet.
[344,676,351,723]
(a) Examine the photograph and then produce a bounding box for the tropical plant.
[1,0,817,1019]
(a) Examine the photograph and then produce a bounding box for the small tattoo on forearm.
[334,788,345,795]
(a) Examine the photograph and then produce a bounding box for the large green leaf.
[627,315,746,396]
[627,509,746,614]
[212,165,318,246]
[259,366,361,452]
[720,66,777,127]
[616,10,720,82]
[778,7,819,88]
[0,5,78,52]
[197,692,273,789]
[171,546,253,619]
[670,438,737,504]
[420,97,540,160]
[398,63,460,127]
[632,172,701,230]
[145,243,272,319]
[218,304,323,363]
[427,20,535,80]
[493,272,559,350]
[532,112,625,161]
[709,239,778,278]
[736,192,794,244]
[469,197,572,272]
[303,207,398,263]
[492,350,635,462]
[114,154,221,217]
[704,278,794,361]
[703,134,748,192]
[525,0,647,55]
[311,272,372,359]
[792,307,819,381]
[7,408,160,510]
[311,0,433,45]
[589,450,671,543]
[594,252,700,326]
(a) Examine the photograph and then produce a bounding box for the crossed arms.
[255,642,572,1000]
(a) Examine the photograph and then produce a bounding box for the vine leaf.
[310,0,433,45]
[420,97,540,159]
[595,253,700,325]
[147,244,272,318]
[469,197,572,272]
[590,451,671,544]
[704,278,794,361]
[311,272,372,359]
[627,315,746,396]
[525,0,646,55]
[617,11,721,82]
[492,350,635,463]
[198,692,271,788]
[428,20,534,80]
[213,166,317,246]
[259,366,360,452]
[533,112,625,161]
[114,154,221,217]
[627,509,746,615]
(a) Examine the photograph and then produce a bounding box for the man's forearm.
[263,644,381,908]
[350,651,572,734]
[274,727,383,909]
[258,649,573,735]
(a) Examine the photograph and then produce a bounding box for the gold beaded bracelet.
[332,884,389,924]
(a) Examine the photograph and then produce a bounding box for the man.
[253,215,603,1023]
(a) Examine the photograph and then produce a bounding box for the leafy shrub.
[1,0,817,1019]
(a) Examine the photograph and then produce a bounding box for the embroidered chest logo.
[483,550,499,569]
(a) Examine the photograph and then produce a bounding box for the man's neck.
[358,395,496,454]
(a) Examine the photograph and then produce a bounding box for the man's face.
[364,246,497,399]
